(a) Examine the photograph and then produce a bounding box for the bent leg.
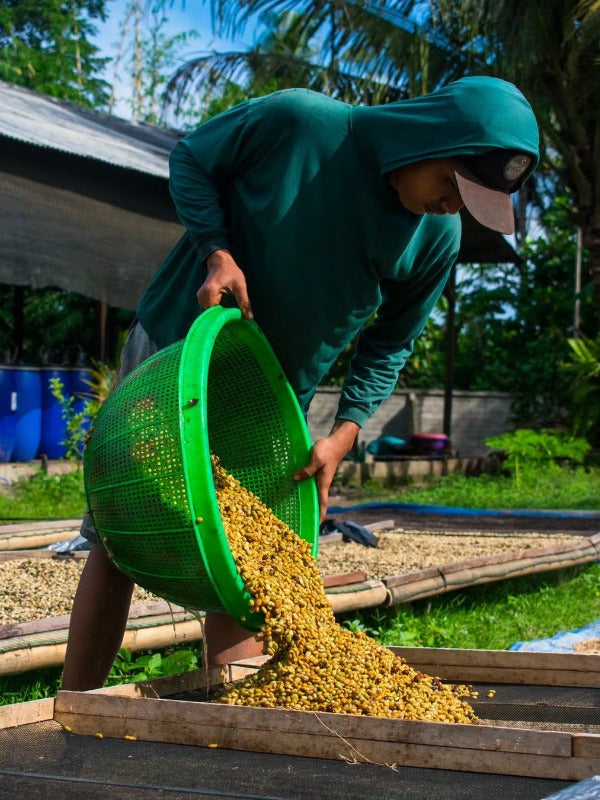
[62,544,134,691]
[203,611,264,666]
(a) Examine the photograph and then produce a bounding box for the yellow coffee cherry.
[212,455,477,724]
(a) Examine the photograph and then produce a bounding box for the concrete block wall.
[307,387,513,457]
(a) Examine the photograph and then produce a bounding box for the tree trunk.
[583,221,600,333]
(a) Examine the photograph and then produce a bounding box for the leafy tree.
[194,0,599,321]
[563,334,600,446]
[162,8,407,120]
[453,195,595,424]
[0,0,110,107]
[0,286,131,366]
[109,0,199,125]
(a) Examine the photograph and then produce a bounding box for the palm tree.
[166,0,600,323]
[163,9,409,115]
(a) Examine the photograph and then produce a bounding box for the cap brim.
[454,163,515,235]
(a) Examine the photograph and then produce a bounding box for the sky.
[92,0,254,120]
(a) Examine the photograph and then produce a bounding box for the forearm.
[169,142,231,260]
[329,418,361,457]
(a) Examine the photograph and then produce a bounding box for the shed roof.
[0,81,179,178]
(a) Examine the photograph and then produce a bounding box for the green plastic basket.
[84,307,319,630]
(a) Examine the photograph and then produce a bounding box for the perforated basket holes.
[124,568,222,611]
[86,343,189,523]
[84,313,313,615]
[96,527,199,579]
[206,326,302,534]
[84,341,213,601]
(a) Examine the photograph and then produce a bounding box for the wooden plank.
[572,735,600,759]
[318,519,394,547]
[318,532,343,544]
[0,697,55,730]
[400,665,600,687]
[389,647,600,676]
[228,655,269,669]
[85,666,227,699]
[0,519,81,535]
[0,601,187,641]
[53,697,597,781]
[364,519,396,532]
[53,691,572,757]
[322,571,368,588]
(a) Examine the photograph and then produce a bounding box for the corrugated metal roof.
[0,81,181,177]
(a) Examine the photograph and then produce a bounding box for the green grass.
[359,463,600,510]
[0,468,86,522]
[0,643,203,706]
[1,461,598,525]
[2,566,598,705]
[342,564,600,650]
[1,459,597,703]
[0,666,64,705]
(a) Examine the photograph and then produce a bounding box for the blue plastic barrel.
[11,367,42,462]
[39,367,71,459]
[0,367,17,462]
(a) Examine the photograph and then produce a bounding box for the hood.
[351,76,539,182]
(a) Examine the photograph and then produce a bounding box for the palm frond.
[163,47,409,114]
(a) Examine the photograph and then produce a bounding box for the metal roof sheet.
[0,81,180,177]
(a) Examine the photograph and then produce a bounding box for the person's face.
[387,158,464,217]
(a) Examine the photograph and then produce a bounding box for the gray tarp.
[2,168,182,310]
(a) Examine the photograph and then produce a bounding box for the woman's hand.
[198,249,254,320]
[294,419,360,522]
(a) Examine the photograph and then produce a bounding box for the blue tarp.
[510,619,600,654]
[327,501,600,519]
[542,776,600,799]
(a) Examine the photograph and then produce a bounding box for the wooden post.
[574,226,583,338]
[443,263,456,438]
[97,300,108,362]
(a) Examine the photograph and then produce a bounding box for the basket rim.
[179,307,319,629]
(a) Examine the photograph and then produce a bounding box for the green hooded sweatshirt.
[137,76,539,428]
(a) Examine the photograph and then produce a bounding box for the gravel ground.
[574,638,600,654]
[0,522,592,625]
[317,529,589,581]
[0,559,158,626]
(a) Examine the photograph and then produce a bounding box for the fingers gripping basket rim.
[83,307,319,630]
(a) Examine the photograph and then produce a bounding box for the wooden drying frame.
[44,647,600,782]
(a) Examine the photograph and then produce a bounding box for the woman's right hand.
[197,249,253,320]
